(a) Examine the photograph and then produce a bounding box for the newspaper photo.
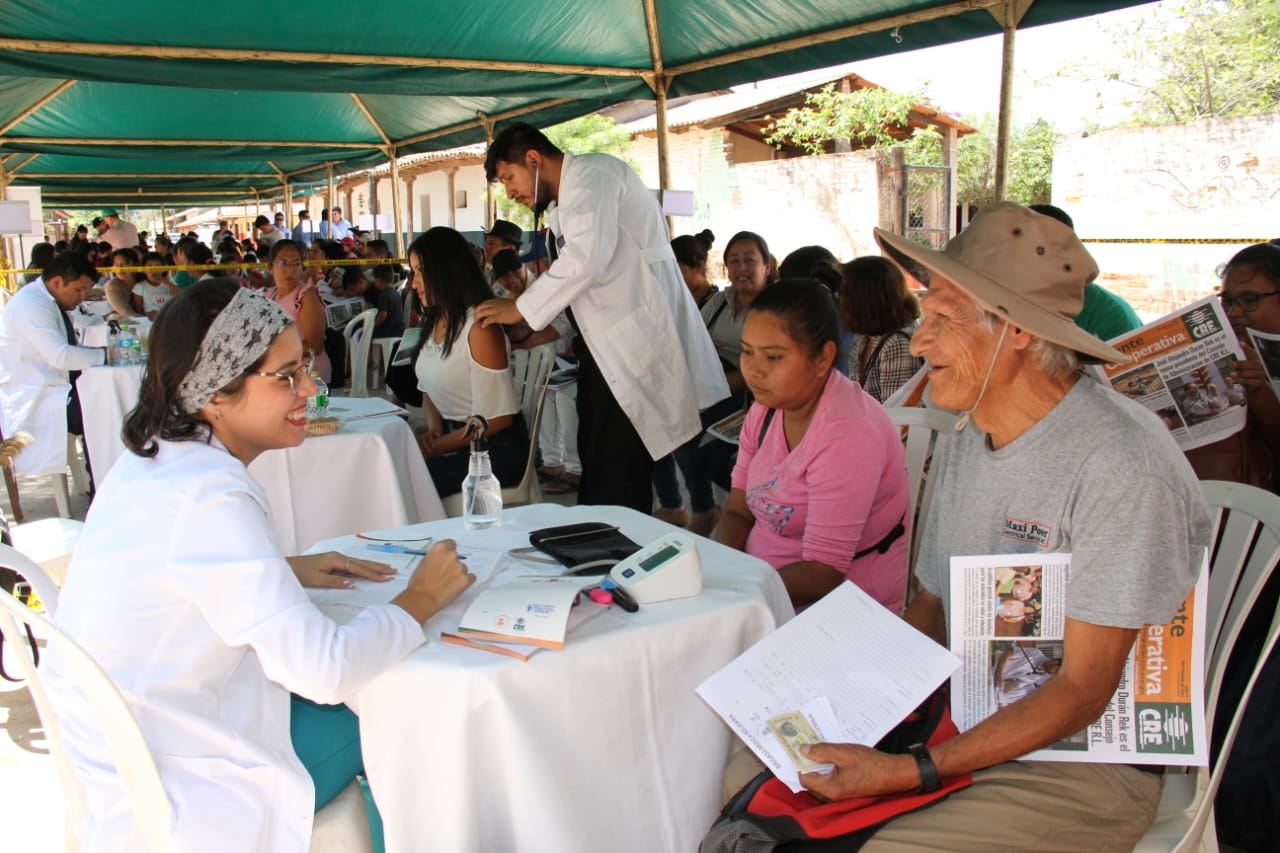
[948,553,1208,766]
[1093,296,1247,451]
[1247,327,1280,399]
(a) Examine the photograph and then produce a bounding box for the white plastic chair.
[341,308,377,398]
[9,516,84,586]
[884,407,959,608]
[0,543,375,853]
[442,344,556,517]
[1133,481,1280,853]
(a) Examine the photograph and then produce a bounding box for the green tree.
[493,114,636,228]
[765,85,1056,208]
[1082,0,1280,124]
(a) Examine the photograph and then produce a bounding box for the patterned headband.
[176,287,293,414]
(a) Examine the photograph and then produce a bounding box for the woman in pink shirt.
[715,279,910,612]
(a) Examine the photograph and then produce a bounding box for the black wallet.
[527,522,641,575]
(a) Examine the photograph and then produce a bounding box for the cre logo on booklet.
[1002,516,1052,547]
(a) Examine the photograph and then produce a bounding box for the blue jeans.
[290,694,385,852]
[652,396,743,513]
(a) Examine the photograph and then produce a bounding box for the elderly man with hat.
[100,208,139,251]
[789,203,1210,851]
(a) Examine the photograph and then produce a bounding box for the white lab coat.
[0,281,104,475]
[45,438,426,852]
[516,152,729,460]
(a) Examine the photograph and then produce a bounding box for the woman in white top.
[45,279,474,851]
[409,227,527,496]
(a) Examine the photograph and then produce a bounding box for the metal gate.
[902,163,952,249]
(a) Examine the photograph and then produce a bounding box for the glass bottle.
[461,415,502,530]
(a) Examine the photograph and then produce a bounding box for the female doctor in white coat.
[45,279,474,851]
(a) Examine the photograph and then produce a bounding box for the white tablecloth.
[307,504,792,853]
[77,365,444,554]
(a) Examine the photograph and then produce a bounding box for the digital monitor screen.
[640,544,679,573]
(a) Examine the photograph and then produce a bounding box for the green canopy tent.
[0,0,1151,239]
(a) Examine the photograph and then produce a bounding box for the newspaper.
[948,552,1208,766]
[1092,296,1247,451]
[1247,327,1280,399]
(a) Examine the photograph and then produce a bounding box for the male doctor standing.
[476,122,727,513]
[0,252,105,480]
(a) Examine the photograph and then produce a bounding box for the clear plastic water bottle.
[308,373,330,419]
[461,415,502,530]
[117,325,138,365]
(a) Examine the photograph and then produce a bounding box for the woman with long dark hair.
[409,226,527,496]
[45,279,473,849]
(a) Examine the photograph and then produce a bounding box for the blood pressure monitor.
[607,532,703,604]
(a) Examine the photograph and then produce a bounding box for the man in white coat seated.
[0,252,105,481]
[476,122,728,512]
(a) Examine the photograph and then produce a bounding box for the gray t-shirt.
[916,376,1209,630]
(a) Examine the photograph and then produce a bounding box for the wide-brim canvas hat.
[485,219,522,246]
[874,201,1128,364]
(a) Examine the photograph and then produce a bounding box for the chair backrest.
[510,345,557,429]
[1169,482,1280,849]
[0,544,174,852]
[342,308,378,397]
[884,406,959,607]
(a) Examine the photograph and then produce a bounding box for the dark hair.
[746,278,840,360]
[484,122,562,182]
[408,227,496,357]
[366,239,389,255]
[254,214,270,228]
[112,247,140,280]
[28,242,55,270]
[724,231,778,283]
[671,229,715,268]
[43,251,98,283]
[142,251,166,266]
[372,263,395,283]
[840,256,920,336]
[174,235,198,255]
[321,240,346,262]
[53,240,70,253]
[122,279,268,457]
[268,239,302,263]
[1028,203,1074,230]
[779,245,842,295]
[187,242,214,267]
[1219,242,1280,286]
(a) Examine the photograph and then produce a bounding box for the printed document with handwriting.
[697,581,960,792]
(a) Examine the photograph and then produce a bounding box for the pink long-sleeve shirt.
[732,370,910,612]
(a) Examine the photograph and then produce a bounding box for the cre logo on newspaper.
[1181,304,1222,341]
[1001,516,1051,548]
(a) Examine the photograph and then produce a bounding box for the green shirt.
[1074,282,1142,342]
[173,270,196,290]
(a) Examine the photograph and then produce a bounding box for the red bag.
[701,690,972,853]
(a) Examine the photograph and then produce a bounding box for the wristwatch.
[907,743,941,793]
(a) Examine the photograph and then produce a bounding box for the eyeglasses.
[1219,290,1280,313]
[245,355,315,395]
[273,259,303,269]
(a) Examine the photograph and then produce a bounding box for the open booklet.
[948,552,1209,766]
[440,575,607,661]
[1247,327,1280,400]
[697,581,961,793]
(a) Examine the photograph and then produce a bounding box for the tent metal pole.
[0,80,77,137]
[668,0,1003,78]
[991,1,1033,201]
[0,38,647,79]
[642,0,674,236]
[3,136,372,149]
[478,111,495,230]
[388,146,404,254]
[393,97,573,149]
